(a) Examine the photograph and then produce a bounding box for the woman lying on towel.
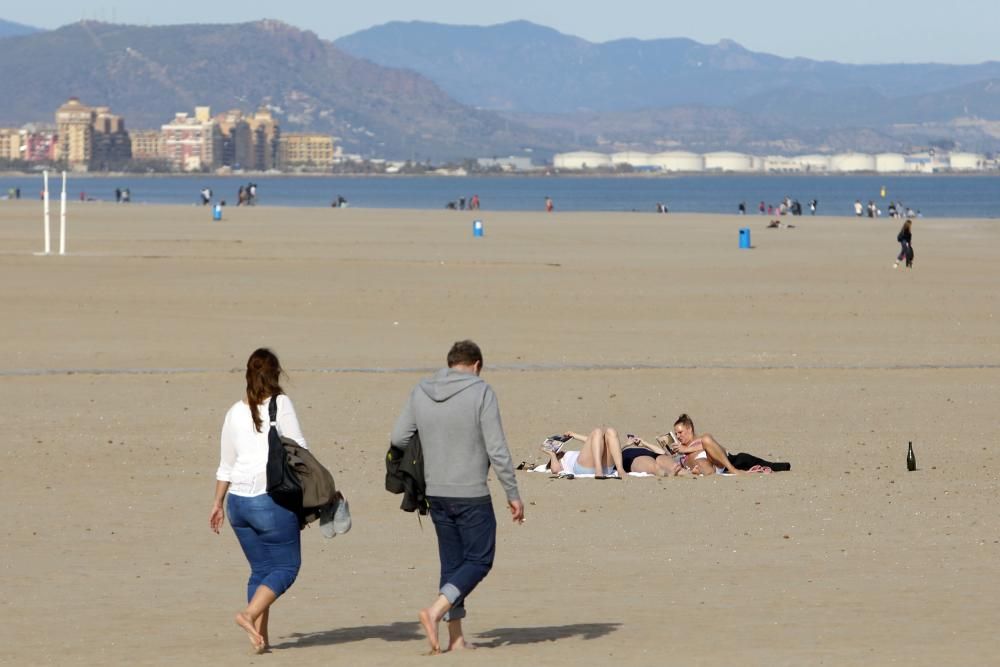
[670,413,791,475]
[541,427,686,478]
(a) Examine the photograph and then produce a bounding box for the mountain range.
[2,18,1000,160]
[0,20,557,161]
[0,18,40,38]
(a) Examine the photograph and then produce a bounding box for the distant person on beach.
[738,201,746,215]
[201,187,212,206]
[894,219,914,269]
[545,196,554,212]
[854,200,863,216]
[470,194,480,210]
[391,340,524,654]
[210,348,308,654]
[115,187,122,203]
[759,201,766,215]
[809,199,817,215]
[672,414,789,475]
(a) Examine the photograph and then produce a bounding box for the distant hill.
[0,18,42,38]
[336,21,1000,152]
[0,20,561,160]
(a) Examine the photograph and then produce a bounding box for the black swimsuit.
[622,447,657,472]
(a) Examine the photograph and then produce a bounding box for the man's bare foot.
[235,612,264,651]
[418,608,441,655]
[448,638,476,651]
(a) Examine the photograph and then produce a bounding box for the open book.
[655,432,680,454]
[541,434,572,453]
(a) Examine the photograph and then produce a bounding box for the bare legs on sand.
[235,585,276,653]
[687,434,743,476]
[419,594,474,655]
[574,427,627,478]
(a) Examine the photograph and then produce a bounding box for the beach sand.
[2,201,998,666]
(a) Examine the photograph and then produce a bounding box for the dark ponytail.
[245,348,284,432]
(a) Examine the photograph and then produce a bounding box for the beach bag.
[266,396,339,527]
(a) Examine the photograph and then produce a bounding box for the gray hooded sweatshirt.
[391,368,520,502]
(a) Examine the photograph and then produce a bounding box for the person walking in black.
[894,219,914,269]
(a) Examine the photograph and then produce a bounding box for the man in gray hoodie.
[391,340,524,654]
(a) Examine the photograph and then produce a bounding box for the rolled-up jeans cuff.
[443,606,466,622]
[440,583,462,605]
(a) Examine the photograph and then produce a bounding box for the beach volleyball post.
[59,171,67,255]
[37,170,69,256]
[41,170,51,254]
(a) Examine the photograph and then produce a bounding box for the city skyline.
[3,0,999,66]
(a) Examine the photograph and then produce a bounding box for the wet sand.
[2,201,998,666]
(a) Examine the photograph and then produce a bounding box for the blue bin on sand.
[212,204,222,221]
[473,219,484,237]
[739,227,751,249]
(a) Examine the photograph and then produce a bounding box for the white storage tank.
[651,151,705,172]
[553,151,613,170]
[703,151,754,172]
[796,154,832,172]
[611,151,653,168]
[831,153,876,172]
[948,152,985,171]
[763,155,802,172]
[875,153,907,172]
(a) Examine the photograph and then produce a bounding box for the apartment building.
[213,109,253,168]
[55,98,95,170]
[129,130,164,160]
[161,107,221,171]
[278,133,336,169]
[54,98,131,170]
[247,107,280,171]
[0,128,22,161]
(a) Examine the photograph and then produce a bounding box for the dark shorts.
[622,447,656,472]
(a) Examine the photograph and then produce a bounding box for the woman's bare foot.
[235,612,264,651]
[418,608,441,655]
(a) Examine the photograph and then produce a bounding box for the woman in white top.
[209,348,308,653]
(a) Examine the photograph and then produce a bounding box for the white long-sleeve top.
[216,394,308,497]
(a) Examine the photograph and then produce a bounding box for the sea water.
[1,173,997,218]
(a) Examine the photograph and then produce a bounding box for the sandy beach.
[2,201,998,666]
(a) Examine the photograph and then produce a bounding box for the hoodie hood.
[418,367,483,402]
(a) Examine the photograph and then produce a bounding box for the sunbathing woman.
[671,413,789,475]
[541,427,627,478]
[621,432,687,476]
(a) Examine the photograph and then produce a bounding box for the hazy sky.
[4,0,998,64]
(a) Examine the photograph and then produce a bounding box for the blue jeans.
[228,493,301,602]
[428,495,497,621]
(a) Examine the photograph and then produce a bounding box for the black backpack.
[266,396,304,519]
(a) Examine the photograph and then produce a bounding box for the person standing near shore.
[391,340,524,654]
[210,348,307,653]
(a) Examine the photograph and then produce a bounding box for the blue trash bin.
[473,219,484,237]
[212,204,222,221]
[739,227,751,249]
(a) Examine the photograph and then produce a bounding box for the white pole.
[43,170,51,254]
[59,171,67,255]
